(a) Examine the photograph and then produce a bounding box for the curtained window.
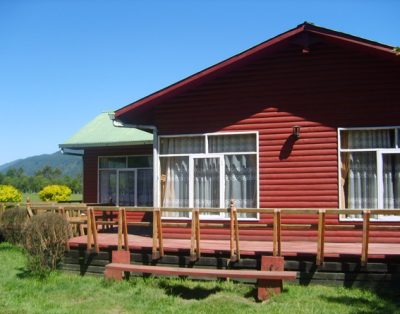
[159,133,257,219]
[340,128,400,220]
[98,156,153,206]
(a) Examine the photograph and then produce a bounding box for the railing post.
[229,200,240,262]
[86,207,99,253]
[26,198,33,218]
[152,208,164,260]
[86,207,92,251]
[122,208,129,251]
[273,209,281,256]
[361,210,370,266]
[118,207,123,251]
[190,208,200,261]
[117,207,129,251]
[317,209,326,266]
[92,208,99,253]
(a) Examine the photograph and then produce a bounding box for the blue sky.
[0,0,399,165]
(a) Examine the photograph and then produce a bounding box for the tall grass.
[0,242,398,314]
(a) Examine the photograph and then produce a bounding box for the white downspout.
[110,113,159,207]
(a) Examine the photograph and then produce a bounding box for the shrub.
[38,185,72,202]
[0,185,22,203]
[23,212,71,274]
[0,208,28,245]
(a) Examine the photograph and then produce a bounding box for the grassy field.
[0,242,399,314]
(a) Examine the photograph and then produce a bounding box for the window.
[159,133,258,219]
[98,156,153,206]
[339,128,400,220]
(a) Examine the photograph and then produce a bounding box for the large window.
[339,128,400,220]
[98,156,153,206]
[159,133,258,219]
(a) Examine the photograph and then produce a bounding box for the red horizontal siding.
[119,40,400,241]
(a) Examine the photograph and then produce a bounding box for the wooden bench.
[104,262,297,301]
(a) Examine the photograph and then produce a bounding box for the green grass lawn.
[0,242,399,314]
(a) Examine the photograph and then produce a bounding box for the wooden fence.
[2,201,400,266]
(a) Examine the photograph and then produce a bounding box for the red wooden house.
[62,22,400,244]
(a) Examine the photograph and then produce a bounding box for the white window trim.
[97,155,152,207]
[158,131,260,221]
[338,127,400,222]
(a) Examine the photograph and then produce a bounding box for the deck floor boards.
[68,233,400,259]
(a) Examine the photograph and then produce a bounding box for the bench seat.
[104,262,297,301]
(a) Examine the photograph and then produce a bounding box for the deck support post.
[273,209,281,256]
[230,201,240,262]
[316,209,326,266]
[257,256,285,302]
[86,207,99,253]
[117,208,129,251]
[361,210,370,266]
[152,208,164,260]
[190,208,201,261]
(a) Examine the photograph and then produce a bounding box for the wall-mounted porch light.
[292,126,301,139]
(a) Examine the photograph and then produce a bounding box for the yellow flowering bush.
[0,185,22,203]
[38,185,72,202]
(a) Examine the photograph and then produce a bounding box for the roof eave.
[59,140,153,150]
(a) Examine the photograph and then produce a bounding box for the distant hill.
[0,151,82,177]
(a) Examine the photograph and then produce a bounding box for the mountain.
[0,151,82,177]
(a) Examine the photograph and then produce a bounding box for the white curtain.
[160,136,204,154]
[225,155,256,207]
[161,157,189,217]
[345,129,398,210]
[383,154,400,208]
[347,152,377,209]
[194,158,220,208]
[225,155,257,218]
[160,134,257,218]
[347,129,392,149]
[208,134,256,153]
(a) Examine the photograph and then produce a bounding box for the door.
[379,152,400,220]
[118,170,136,206]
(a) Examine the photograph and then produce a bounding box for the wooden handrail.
[13,201,400,266]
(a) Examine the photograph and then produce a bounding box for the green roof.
[59,112,153,149]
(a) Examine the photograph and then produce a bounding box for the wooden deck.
[68,233,400,260]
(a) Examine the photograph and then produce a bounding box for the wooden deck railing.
[3,201,400,266]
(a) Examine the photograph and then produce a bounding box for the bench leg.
[104,268,123,281]
[104,250,131,281]
[257,256,284,302]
